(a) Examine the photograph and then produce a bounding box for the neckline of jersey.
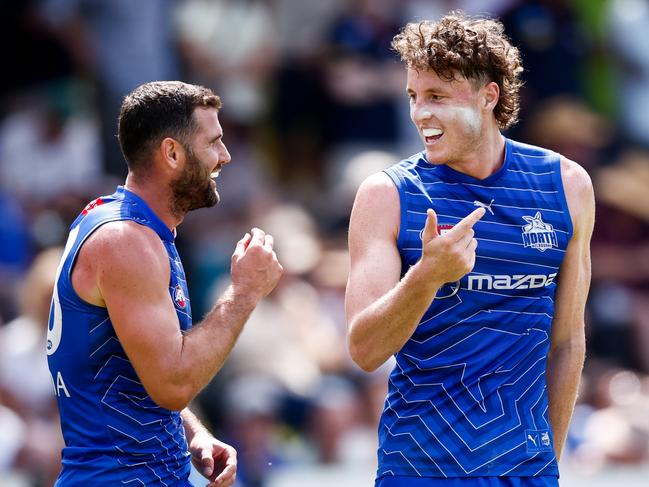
[116,186,175,242]
[419,137,512,185]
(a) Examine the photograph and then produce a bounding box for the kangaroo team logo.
[174,284,187,309]
[521,212,558,252]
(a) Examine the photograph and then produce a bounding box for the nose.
[412,103,434,123]
[219,143,231,165]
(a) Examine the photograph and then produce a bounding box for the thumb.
[232,233,251,260]
[421,208,439,243]
[201,450,214,477]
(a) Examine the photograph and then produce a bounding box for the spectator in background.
[520,93,649,375]
[173,1,281,310]
[0,0,76,102]
[321,0,405,181]
[0,247,64,486]
[40,0,181,177]
[0,190,31,322]
[174,0,279,127]
[219,375,285,487]
[501,0,589,135]
[607,0,649,149]
[0,81,101,204]
[0,80,103,260]
[404,0,518,25]
[590,149,649,373]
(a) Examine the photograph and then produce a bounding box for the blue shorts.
[376,476,559,487]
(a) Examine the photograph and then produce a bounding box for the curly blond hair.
[392,12,523,130]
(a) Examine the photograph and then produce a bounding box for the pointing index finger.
[448,207,485,237]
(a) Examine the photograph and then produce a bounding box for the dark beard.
[170,146,219,215]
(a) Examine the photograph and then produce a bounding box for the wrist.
[407,262,444,296]
[228,283,262,308]
[181,409,204,439]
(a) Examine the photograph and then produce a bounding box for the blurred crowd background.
[1,0,649,485]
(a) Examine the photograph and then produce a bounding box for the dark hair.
[117,81,221,171]
[391,12,523,130]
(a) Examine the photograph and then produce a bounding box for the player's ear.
[160,137,185,171]
[482,82,499,112]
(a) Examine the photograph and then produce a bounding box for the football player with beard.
[47,81,283,486]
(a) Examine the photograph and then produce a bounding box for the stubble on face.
[169,143,219,216]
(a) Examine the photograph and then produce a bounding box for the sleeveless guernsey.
[378,138,572,480]
[47,186,192,486]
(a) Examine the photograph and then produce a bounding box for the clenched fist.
[231,227,283,302]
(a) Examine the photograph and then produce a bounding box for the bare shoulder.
[355,171,399,203]
[560,156,593,197]
[350,171,400,238]
[76,221,170,297]
[559,156,595,238]
[85,220,168,266]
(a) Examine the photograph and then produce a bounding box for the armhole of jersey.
[63,218,125,311]
[550,153,574,241]
[382,167,407,251]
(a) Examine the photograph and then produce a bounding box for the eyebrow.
[209,133,223,143]
[407,87,448,95]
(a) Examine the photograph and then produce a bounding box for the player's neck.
[446,127,505,180]
[124,174,183,231]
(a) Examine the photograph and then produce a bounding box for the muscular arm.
[345,173,438,372]
[74,223,281,411]
[345,172,483,372]
[546,157,594,460]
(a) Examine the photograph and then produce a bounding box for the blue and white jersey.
[378,138,572,480]
[47,186,193,486]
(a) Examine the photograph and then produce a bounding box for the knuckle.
[248,244,263,256]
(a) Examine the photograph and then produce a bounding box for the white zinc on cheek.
[446,104,482,136]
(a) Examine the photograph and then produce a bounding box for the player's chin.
[189,187,219,210]
[424,147,447,165]
[205,188,219,207]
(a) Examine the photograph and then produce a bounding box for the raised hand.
[419,207,485,286]
[230,227,283,302]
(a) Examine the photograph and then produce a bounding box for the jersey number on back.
[47,225,80,355]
